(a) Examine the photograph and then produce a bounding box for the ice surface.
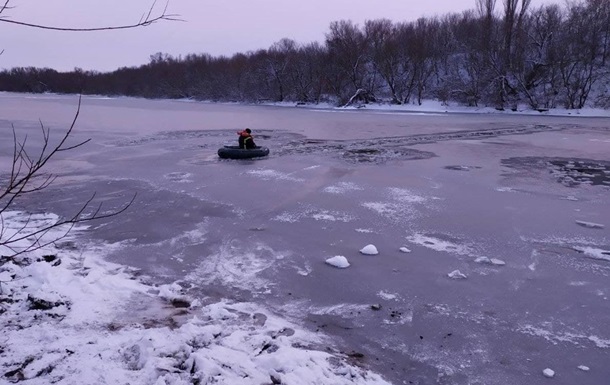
[2,94,609,385]
[325,255,350,268]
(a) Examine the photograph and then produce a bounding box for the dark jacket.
[238,131,256,149]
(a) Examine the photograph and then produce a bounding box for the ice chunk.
[325,256,350,268]
[575,220,605,229]
[542,368,555,378]
[447,270,467,279]
[573,247,610,262]
[360,244,379,255]
[474,257,506,266]
[399,247,411,253]
[577,365,590,372]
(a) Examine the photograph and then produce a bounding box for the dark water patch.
[548,159,610,187]
[342,147,435,163]
[502,157,610,187]
[277,124,562,163]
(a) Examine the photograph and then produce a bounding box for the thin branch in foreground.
[0,95,138,257]
[1,192,138,257]
[0,0,182,32]
[0,0,11,16]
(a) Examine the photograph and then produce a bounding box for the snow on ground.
[0,212,391,385]
[265,99,610,118]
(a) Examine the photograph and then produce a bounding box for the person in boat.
[237,128,256,149]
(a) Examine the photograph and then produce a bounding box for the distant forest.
[1,0,609,110]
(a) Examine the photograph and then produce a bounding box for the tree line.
[1,0,609,110]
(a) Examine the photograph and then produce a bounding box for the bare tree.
[558,0,608,108]
[513,4,563,109]
[325,20,376,105]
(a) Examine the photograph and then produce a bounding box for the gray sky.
[1,0,561,72]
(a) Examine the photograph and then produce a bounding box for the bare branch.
[0,0,182,32]
[1,193,137,256]
[0,0,11,16]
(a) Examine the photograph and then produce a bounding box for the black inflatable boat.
[217,146,270,159]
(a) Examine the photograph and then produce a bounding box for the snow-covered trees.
[1,0,608,110]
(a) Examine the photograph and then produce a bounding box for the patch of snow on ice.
[274,208,354,223]
[246,169,304,182]
[377,291,399,300]
[164,171,192,183]
[355,228,374,233]
[388,187,426,203]
[310,210,354,223]
[399,247,411,253]
[518,324,609,349]
[273,212,300,223]
[573,246,610,262]
[296,263,313,276]
[588,335,610,348]
[323,182,363,194]
[496,187,516,192]
[185,241,281,292]
[325,256,350,269]
[302,302,371,319]
[360,244,379,255]
[408,233,473,256]
[578,365,590,371]
[362,187,428,223]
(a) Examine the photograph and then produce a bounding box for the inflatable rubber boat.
[217,146,270,159]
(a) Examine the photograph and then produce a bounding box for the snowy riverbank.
[265,99,610,118]
[0,212,391,385]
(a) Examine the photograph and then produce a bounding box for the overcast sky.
[1,0,561,72]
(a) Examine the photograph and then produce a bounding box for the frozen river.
[1,93,609,384]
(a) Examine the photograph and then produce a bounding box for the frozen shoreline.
[0,212,391,385]
[3,91,610,119]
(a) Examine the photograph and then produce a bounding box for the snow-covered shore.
[267,99,610,118]
[0,212,391,385]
